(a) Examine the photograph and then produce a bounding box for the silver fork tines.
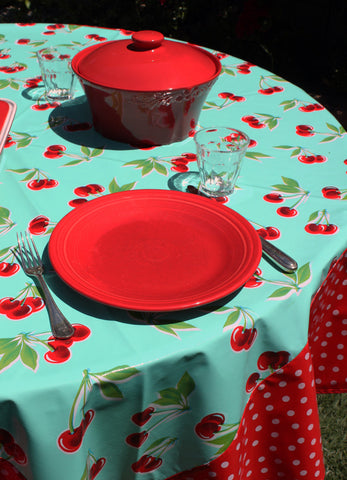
[17,233,74,339]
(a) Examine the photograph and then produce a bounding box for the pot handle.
[132,31,164,50]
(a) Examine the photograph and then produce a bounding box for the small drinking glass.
[194,127,250,197]
[36,47,76,101]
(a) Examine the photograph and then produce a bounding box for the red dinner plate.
[49,190,261,311]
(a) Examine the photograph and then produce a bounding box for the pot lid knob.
[132,30,164,50]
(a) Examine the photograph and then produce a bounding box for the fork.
[16,232,74,339]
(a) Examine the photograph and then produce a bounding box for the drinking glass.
[194,127,250,197]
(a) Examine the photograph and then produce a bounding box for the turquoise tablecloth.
[0,23,346,480]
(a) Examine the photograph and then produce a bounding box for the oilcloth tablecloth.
[0,23,347,480]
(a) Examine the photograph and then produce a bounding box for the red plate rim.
[49,190,262,311]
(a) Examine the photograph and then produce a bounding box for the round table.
[0,23,346,480]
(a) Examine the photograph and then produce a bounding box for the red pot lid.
[72,30,221,91]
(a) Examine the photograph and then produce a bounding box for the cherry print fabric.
[309,248,347,393]
[0,23,346,480]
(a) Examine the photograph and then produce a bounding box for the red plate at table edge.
[48,190,262,311]
[0,99,16,156]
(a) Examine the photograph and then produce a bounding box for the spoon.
[186,185,298,273]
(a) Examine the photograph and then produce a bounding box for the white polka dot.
[274,458,282,464]
[295,369,302,376]
[311,438,317,445]
[321,341,327,347]
[272,418,280,424]
[288,445,296,451]
[258,456,266,463]
[258,383,265,391]
[236,442,241,450]
[332,309,340,316]
[316,378,322,384]
[331,380,337,385]
[337,344,344,349]
[277,473,285,478]
[252,413,258,420]
[266,405,274,411]
[315,460,320,467]
[255,425,262,432]
[326,332,333,338]
[298,382,306,389]
[337,294,343,300]
[342,330,347,336]
[271,432,279,438]
[282,395,290,402]
[315,471,320,478]
[297,437,305,444]
[309,452,316,459]
[342,319,347,324]
[208,472,217,477]
[308,424,314,431]
[333,366,340,372]
[221,462,229,469]
[306,409,313,416]
[300,397,308,404]
[249,403,255,410]
[337,354,344,360]
[264,392,271,398]
[320,352,327,358]
[252,440,259,446]
[246,471,252,478]
[325,321,332,327]
[292,423,300,430]
[228,475,234,480]
[300,471,308,476]
[279,381,287,387]
[269,445,277,451]
[293,460,301,466]
[318,365,325,371]
[261,468,268,474]
[287,410,295,416]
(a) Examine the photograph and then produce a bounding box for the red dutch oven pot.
[71,31,221,147]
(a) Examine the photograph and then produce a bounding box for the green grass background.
[317,393,347,479]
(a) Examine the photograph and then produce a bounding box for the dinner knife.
[186,185,298,273]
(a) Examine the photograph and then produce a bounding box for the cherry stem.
[147,409,188,434]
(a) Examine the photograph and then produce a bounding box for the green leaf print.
[20,343,38,371]
[176,372,195,399]
[98,381,123,399]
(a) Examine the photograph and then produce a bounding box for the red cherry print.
[218,92,234,99]
[263,193,284,203]
[74,186,93,197]
[266,226,280,239]
[0,262,20,277]
[58,410,94,452]
[249,120,266,129]
[299,104,316,112]
[28,215,50,235]
[322,186,341,199]
[246,372,260,393]
[230,326,257,351]
[68,198,88,208]
[245,267,263,288]
[272,86,284,92]
[3,442,27,465]
[131,455,162,473]
[6,303,32,320]
[32,103,50,111]
[131,407,155,426]
[126,431,148,448]
[258,87,274,95]
[182,152,197,162]
[277,206,298,217]
[4,135,16,148]
[257,228,268,239]
[44,345,71,363]
[43,144,66,158]
[298,154,316,164]
[87,184,105,194]
[0,297,20,313]
[248,139,257,148]
[241,115,257,123]
[257,350,290,371]
[195,413,225,439]
[322,224,338,235]
[24,296,45,312]
[305,224,325,234]
[71,324,91,341]
[0,53,11,59]
[16,38,30,45]
[296,124,315,136]
[27,179,46,190]
[171,163,189,172]
[314,154,326,163]
[0,459,26,480]
[90,458,106,479]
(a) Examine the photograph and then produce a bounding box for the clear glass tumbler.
[36,47,76,101]
[194,127,250,197]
